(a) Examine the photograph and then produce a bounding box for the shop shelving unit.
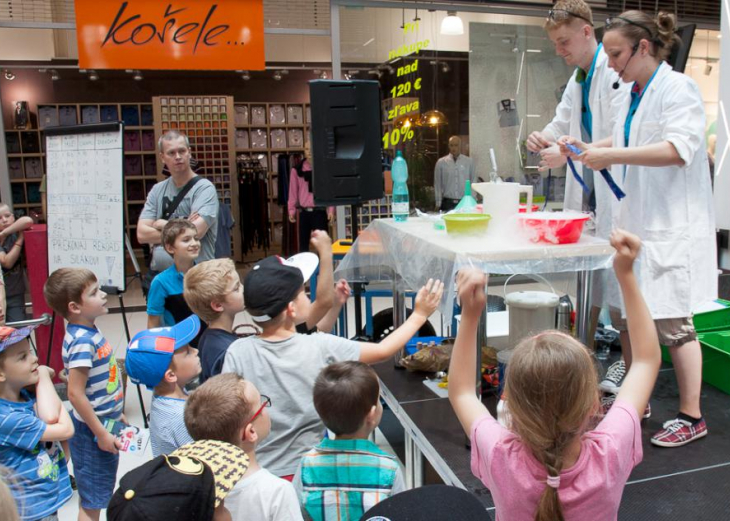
[343,197,393,238]
[152,96,241,260]
[232,102,312,247]
[5,102,156,257]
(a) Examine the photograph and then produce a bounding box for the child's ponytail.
[534,444,566,521]
[504,332,600,521]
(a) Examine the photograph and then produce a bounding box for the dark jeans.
[440,198,460,212]
[298,209,329,253]
[5,293,28,324]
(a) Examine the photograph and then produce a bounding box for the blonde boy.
[185,373,303,521]
[0,326,74,520]
[184,259,243,383]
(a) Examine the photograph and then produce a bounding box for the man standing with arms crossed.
[138,130,219,293]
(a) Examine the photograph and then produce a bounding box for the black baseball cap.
[244,253,318,322]
[108,440,249,521]
[360,485,487,520]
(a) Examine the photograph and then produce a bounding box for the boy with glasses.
[185,373,304,521]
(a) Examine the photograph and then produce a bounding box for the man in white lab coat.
[527,0,629,356]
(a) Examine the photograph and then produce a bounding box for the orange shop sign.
[75,0,265,70]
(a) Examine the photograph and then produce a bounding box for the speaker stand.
[349,203,368,338]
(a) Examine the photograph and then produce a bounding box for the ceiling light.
[441,62,450,73]
[320,71,328,79]
[3,70,15,81]
[50,70,60,81]
[313,69,321,75]
[348,70,359,76]
[88,70,99,81]
[526,49,542,53]
[242,71,251,80]
[420,110,447,128]
[441,11,464,36]
[133,70,143,81]
[273,71,282,81]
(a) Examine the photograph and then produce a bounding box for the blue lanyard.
[624,64,662,147]
[565,144,626,201]
[579,44,602,141]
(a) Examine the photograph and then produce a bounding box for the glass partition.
[334,4,721,226]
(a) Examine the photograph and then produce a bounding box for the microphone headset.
[613,43,640,90]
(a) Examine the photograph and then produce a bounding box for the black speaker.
[309,80,384,206]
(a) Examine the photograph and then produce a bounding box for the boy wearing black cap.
[108,439,249,521]
[0,325,74,520]
[222,254,443,479]
[125,315,202,457]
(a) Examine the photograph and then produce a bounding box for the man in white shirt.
[434,136,476,211]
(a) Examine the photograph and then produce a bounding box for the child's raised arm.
[305,230,335,330]
[612,230,661,418]
[35,367,74,442]
[358,279,443,364]
[448,269,490,436]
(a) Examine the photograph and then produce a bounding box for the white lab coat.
[543,46,629,240]
[609,61,717,319]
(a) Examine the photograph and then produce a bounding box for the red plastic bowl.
[518,204,540,213]
[517,211,591,244]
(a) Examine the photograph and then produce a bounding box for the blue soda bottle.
[391,150,409,222]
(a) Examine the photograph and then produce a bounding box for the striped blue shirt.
[62,324,124,422]
[0,391,73,520]
[149,394,193,456]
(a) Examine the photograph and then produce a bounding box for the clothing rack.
[237,155,270,257]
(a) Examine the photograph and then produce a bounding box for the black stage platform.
[375,357,730,520]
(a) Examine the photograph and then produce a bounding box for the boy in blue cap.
[0,325,75,520]
[125,314,202,457]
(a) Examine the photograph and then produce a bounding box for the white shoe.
[599,360,626,394]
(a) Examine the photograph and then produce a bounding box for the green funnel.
[454,180,478,213]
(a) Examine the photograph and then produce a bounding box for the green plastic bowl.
[443,213,491,235]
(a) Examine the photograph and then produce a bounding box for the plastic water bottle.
[391,150,409,222]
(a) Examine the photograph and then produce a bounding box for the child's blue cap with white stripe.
[125,315,200,390]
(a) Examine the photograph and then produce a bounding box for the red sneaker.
[651,418,707,447]
[601,395,651,419]
[643,403,651,420]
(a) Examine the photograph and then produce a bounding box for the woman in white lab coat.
[562,10,717,448]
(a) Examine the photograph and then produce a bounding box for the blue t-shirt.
[149,395,193,457]
[197,327,238,383]
[0,390,73,520]
[147,264,188,327]
[62,324,124,422]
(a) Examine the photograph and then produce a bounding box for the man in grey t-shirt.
[138,131,219,270]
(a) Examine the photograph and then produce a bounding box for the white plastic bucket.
[504,274,560,348]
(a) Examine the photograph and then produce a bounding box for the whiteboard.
[46,123,126,291]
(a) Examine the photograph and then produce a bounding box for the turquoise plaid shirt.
[293,438,406,520]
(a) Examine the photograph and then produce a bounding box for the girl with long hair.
[449,230,660,520]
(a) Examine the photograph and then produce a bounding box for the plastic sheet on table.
[334,218,614,321]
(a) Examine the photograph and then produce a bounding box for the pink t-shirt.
[470,400,642,521]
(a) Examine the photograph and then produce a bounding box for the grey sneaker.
[599,360,626,393]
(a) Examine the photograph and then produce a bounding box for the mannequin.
[287,143,334,252]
